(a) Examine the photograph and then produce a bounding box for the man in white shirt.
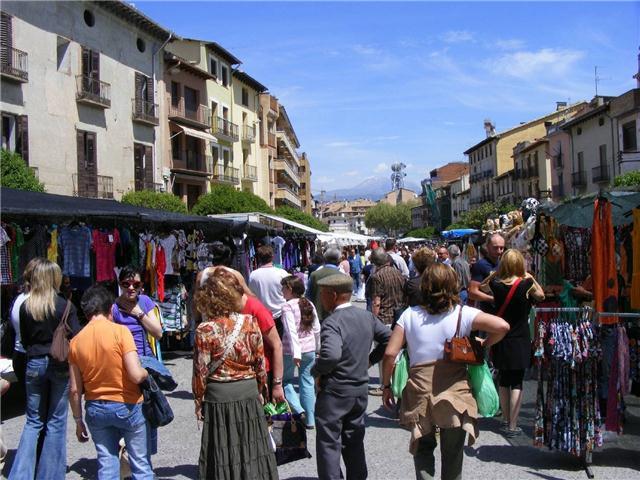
[384,238,410,279]
[249,245,289,328]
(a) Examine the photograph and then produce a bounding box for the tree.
[121,190,188,214]
[192,184,272,216]
[404,227,436,238]
[364,201,417,235]
[1,149,45,192]
[275,206,329,232]
[614,170,640,187]
[448,202,517,230]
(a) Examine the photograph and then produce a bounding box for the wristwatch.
[273,377,283,385]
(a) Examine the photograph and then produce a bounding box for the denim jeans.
[9,355,69,480]
[351,273,361,294]
[283,352,317,427]
[85,400,153,480]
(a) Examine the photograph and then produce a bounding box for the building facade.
[610,88,640,174]
[258,93,279,208]
[274,105,301,209]
[1,1,173,200]
[299,152,312,214]
[380,188,418,206]
[449,173,470,222]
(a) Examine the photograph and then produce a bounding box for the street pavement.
[2,302,640,479]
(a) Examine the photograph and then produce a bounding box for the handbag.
[495,278,521,318]
[141,374,174,428]
[444,305,484,365]
[264,401,312,466]
[50,300,73,362]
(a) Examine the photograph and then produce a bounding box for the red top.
[242,295,276,372]
[92,229,120,282]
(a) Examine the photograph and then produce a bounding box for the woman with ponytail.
[280,275,320,429]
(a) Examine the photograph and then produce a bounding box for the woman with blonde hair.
[10,258,81,480]
[193,268,277,479]
[488,248,545,437]
[381,263,509,480]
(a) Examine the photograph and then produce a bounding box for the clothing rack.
[532,307,640,479]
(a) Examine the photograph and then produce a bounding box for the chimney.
[483,118,496,138]
[556,101,567,111]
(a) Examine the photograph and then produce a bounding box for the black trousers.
[315,390,368,480]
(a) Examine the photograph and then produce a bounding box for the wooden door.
[77,130,97,197]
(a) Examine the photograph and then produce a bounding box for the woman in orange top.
[193,269,278,479]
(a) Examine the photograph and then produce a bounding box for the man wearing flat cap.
[312,273,391,480]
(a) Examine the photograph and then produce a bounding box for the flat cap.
[317,273,353,293]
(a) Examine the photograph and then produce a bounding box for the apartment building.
[415,161,469,228]
[494,170,514,205]
[258,93,279,207]
[450,173,470,222]
[561,97,618,196]
[547,120,574,201]
[273,105,302,209]
[299,152,312,214]
[320,199,376,235]
[513,140,545,202]
[610,88,640,173]
[163,52,216,210]
[380,188,418,206]
[465,103,586,206]
[1,1,173,199]
[232,70,267,199]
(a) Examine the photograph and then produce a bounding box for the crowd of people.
[5,231,546,480]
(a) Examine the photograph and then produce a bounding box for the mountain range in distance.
[313,175,422,202]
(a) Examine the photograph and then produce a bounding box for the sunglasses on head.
[120,280,142,290]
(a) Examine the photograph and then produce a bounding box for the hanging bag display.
[264,401,312,466]
[444,306,484,365]
[50,300,73,362]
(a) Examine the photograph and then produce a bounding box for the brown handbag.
[50,300,73,362]
[444,305,484,365]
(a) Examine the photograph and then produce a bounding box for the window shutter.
[91,50,100,79]
[81,46,90,77]
[146,75,154,104]
[1,12,12,68]
[144,146,154,186]
[76,131,86,195]
[134,72,143,114]
[16,115,28,165]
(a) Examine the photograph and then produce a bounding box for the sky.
[135,1,640,192]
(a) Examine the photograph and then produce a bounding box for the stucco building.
[450,173,471,222]
[1,1,174,200]
[299,152,312,214]
[380,188,418,206]
[610,88,640,174]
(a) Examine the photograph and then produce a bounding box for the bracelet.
[273,377,283,385]
[73,415,83,422]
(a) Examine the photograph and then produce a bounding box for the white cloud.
[374,162,388,173]
[345,170,359,176]
[493,38,525,50]
[325,141,359,148]
[441,30,474,44]
[488,48,585,78]
[352,44,381,56]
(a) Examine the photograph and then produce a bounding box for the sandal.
[503,426,523,437]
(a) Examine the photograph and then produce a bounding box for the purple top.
[112,294,156,357]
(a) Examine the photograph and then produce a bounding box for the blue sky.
[136,1,640,192]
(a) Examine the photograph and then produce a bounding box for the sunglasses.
[120,281,142,290]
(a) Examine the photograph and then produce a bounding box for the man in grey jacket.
[312,273,391,480]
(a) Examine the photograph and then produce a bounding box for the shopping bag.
[391,350,409,398]
[467,361,499,418]
[264,402,312,466]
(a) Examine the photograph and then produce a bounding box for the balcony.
[552,184,564,199]
[212,117,239,142]
[571,170,587,188]
[211,164,239,184]
[243,164,258,182]
[269,96,278,114]
[76,75,111,108]
[529,166,539,178]
[241,125,256,143]
[273,157,300,185]
[483,169,494,179]
[553,153,563,169]
[276,131,299,163]
[266,132,277,148]
[72,174,113,199]
[135,181,164,192]
[592,165,610,184]
[275,183,301,207]
[1,46,28,82]
[132,98,159,126]
[167,96,211,129]
[172,151,210,175]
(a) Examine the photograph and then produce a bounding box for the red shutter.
[16,115,28,165]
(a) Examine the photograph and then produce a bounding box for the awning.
[171,123,218,143]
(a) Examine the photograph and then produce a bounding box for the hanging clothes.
[92,228,120,282]
[47,227,58,263]
[591,199,618,322]
[9,224,24,280]
[0,225,12,284]
[58,224,92,278]
[155,244,166,302]
[631,209,640,309]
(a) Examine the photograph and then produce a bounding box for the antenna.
[390,162,407,191]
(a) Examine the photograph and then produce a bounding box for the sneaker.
[369,387,384,396]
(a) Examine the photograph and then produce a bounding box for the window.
[133,143,153,191]
[1,113,28,163]
[76,130,97,197]
[489,144,492,155]
[171,134,181,160]
[83,10,95,27]
[171,81,180,106]
[577,151,584,172]
[221,65,229,87]
[81,46,100,83]
[599,144,607,166]
[56,36,70,72]
[211,144,219,165]
[134,72,154,106]
[209,56,218,78]
[241,87,249,107]
[184,86,198,112]
[222,147,231,165]
[622,121,637,151]
[136,38,146,53]
[577,127,582,135]
[598,117,605,126]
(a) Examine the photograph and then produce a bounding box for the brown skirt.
[199,379,278,480]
